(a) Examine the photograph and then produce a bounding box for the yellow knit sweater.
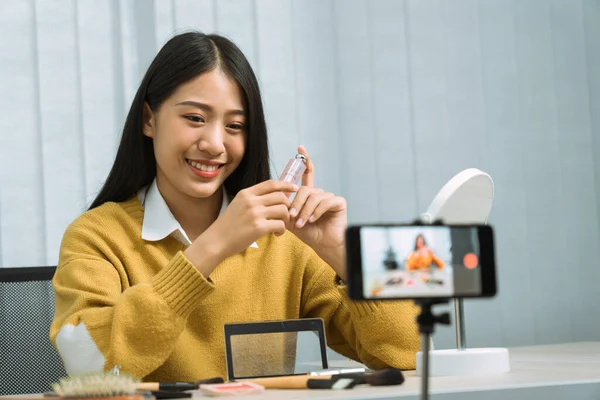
[50,197,420,381]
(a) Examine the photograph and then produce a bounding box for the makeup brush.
[243,374,328,390]
[244,368,404,390]
[135,377,224,392]
[331,368,404,386]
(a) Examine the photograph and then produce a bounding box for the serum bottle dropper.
[279,154,307,185]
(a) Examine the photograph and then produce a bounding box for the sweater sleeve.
[299,250,420,371]
[431,252,445,268]
[50,222,215,379]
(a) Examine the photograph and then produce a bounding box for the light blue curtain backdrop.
[0,0,599,355]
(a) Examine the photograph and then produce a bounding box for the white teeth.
[188,160,219,172]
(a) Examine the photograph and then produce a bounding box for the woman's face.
[143,69,246,201]
[416,236,425,249]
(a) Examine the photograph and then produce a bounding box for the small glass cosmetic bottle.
[279,154,307,184]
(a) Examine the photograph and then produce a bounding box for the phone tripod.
[414,298,451,400]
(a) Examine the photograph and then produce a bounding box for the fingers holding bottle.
[185,180,298,276]
[215,180,297,250]
[289,187,329,228]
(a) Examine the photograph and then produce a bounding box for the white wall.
[1,0,599,351]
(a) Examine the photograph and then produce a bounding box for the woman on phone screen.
[406,234,445,272]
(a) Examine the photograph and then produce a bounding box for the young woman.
[50,32,419,382]
[406,234,445,272]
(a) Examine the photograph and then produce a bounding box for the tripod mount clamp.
[414,298,451,335]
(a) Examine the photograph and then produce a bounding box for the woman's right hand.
[184,180,298,276]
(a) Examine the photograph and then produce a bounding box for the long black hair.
[89,32,270,210]
[414,234,427,251]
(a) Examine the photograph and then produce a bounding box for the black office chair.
[0,266,67,395]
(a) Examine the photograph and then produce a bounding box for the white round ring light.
[415,168,510,377]
[420,168,494,225]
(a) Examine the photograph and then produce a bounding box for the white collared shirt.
[137,179,258,248]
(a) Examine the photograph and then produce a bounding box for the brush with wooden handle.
[46,372,144,400]
[243,368,404,390]
[243,374,329,390]
[135,377,224,392]
[43,374,224,400]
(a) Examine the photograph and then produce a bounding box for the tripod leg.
[421,332,430,400]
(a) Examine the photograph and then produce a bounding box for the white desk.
[236,342,600,399]
[4,342,600,400]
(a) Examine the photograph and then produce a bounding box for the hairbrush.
[48,372,144,400]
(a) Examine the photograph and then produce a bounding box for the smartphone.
[345,224,497,300]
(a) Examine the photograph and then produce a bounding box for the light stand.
[414,299,451,400]
[453,298,466,349]
[416,168,510,376]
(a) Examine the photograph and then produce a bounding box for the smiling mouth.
[186,159,224,172]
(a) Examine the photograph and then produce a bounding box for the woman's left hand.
[287,146,348,279]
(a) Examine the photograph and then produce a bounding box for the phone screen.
[355,225,492,299]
